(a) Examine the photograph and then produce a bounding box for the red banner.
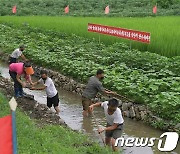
[88,23,151,44]
[0,115,13,154]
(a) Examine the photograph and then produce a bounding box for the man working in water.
[30,70,60,114]
[89,98,124,152]
[82,69,116,116]
[9,45,28,64]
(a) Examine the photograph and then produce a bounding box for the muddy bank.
[0,76,66,127]
[0,51,179,133]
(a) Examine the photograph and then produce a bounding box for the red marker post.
[12,5,17,14]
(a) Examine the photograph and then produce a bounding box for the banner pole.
[99,35,101,44]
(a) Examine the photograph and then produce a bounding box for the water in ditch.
[0,61,179,154]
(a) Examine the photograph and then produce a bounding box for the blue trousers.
[9,71,23,97]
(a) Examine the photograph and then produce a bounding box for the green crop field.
[0,16,179,57]
[0,0,179,152]
[0,23,179,128]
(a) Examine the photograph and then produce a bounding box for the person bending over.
[30,70,60,114]
[9,45,28,64]
[9,61,34,97]
[82,69,116,116]
[89,98,124,152]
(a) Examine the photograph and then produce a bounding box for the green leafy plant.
[0,23,179,125]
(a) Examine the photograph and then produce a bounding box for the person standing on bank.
[82,69,116,116]
[89,98,124,152]
[30,70,60,114]
[9,45,28,64]
[9,61,34,97]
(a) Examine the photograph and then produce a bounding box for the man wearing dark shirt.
[82,69,116,116]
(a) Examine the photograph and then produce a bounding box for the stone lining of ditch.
[0,51,179,133]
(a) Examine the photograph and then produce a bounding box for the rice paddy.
[0,16,179,57]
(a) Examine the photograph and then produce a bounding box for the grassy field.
[0,92,112,154]
[0,16,179,57]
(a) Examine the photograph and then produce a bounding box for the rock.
[146,110,153,117]
[138,105,146,111]
[47,109,53,114]
[76,88,81,93]
[118,99,123,107]
[70,79,76,86]
[127,102,133,108]
[175,123,180,130]
[122,103,128,111]
[134,107,141,120]
[140,111,148,120]
[63,84,69,91]
[129,106,136,118]
[54,78,59,83]
[123,111,130,118]
[51,71,58,77]
[152,115,162,122]
[59,119,65,124]
[34,103,39,108]
[77,83,85,89]
[60,76,66,82]
[64,83,73,91]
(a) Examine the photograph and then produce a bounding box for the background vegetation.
[0,24,179,127]
[0,16,179,57]
[0,0,179,16]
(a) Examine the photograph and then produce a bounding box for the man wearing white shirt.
[89,98,124,151]
[30,70,60,114]
[9,45,28,64]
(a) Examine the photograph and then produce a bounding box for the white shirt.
[11,48,22,58]
[39,77,57,98]
[101,101,124,125]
